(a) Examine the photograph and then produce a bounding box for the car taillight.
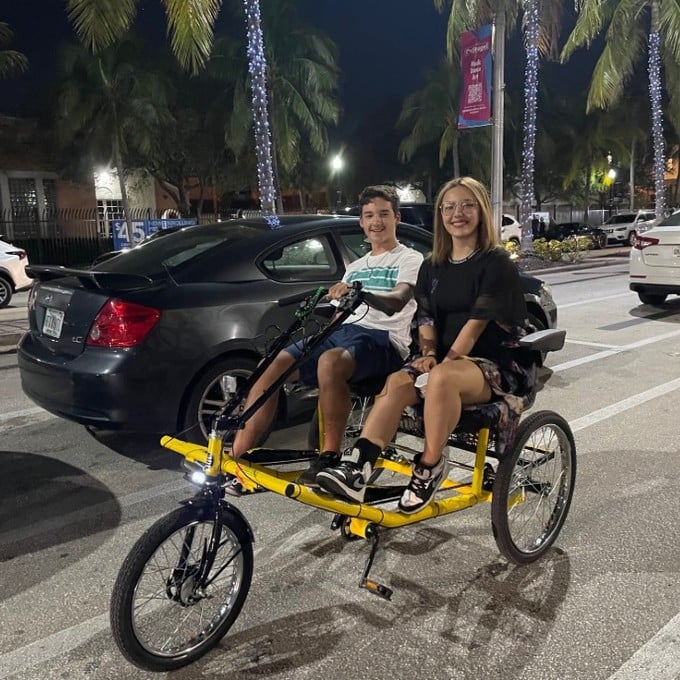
[87,299,161,348]
[7,249,27,260]
[633,236,659,250]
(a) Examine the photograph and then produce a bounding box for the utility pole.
[490,9,506,242]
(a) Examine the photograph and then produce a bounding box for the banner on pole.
[458,24,493,129]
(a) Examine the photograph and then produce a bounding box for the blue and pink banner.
[458,24,493,129]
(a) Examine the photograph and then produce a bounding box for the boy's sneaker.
[316,460,372,502]
[297,451,340,488]
[316,438,382,503]
[398,455,449,514]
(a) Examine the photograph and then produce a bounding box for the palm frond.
[67,0,137,53]
[561,0,608,61]
[163,0,221,74]
[0,50,28,78]
[659,0,680,63]
[586,8,646,111]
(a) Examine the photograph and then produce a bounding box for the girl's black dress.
[412,246,535,454]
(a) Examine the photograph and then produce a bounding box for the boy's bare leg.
[231,351,298,457]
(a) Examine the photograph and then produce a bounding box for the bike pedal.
[360,577,393,600]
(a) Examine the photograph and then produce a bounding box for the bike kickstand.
[359,526,393,600]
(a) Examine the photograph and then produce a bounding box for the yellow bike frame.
[161,426,492,537]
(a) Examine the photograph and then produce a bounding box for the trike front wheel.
[110,505,253,671]
[491,411,576,564]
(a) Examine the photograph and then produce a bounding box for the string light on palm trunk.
[244,0,277,218]
[519,0,539,229]
[648,31,665,219]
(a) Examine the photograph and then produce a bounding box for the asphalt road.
[1,260,680,680]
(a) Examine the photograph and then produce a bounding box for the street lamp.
[607,167,617,218]
[329,154,344,210]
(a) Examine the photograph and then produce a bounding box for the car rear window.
[96,222,266,277]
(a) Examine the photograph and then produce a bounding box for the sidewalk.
[525,245,630,275]
[0,247,630,354]
[0,305,29,353]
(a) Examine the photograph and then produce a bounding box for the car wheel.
[638,293,667,306]
[509,237,520,247]
[0,276,12,308]
[626,231,636,246]
[594,233,607,249]
[180,356,272,446]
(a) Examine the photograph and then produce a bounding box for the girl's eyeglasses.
[440,200,478,215]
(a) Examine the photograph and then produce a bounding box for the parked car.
[629,211,680,306]
[0,238,32,308]
[18,216,558,444]
[601,211,656,246]
[501,214,522,244]
[546,221,608,249]
[398,203,434,229]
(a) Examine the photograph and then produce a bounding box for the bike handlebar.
[277,282,395,319]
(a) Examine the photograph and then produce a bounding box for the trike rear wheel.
[110,505,253,671]
[491,411,576,564]
[307,394,374,452]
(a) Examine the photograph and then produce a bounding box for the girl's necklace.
[448,247,479,264]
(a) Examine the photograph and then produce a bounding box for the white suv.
[0,238,32,308]
[601,211,656,246]
[501,214,522,244]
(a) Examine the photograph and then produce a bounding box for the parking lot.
[1,260,679,680]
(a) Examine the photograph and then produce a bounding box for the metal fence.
[504,204,622,226]
[0,208,225,266]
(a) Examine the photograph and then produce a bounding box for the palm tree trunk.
[110,111,135,245]
[648,0,665,219]
[629,138,635,210]
[519,0,539,236]
[244,0,277,216]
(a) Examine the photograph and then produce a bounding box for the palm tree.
[54,39,171,241]
[397,60,491,184]
[66,0,280,214]
[211,0,341,212]
[562,0,680,219]
[433,0,565,236]
[0,22,28,79]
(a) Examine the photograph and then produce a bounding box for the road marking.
[551,328,680,373]
[569,376,680,433]
[0,405,47,423]
[558,292,632,308]
[606,611,680,680]
[0,614,109,679]
[565,339,621,349]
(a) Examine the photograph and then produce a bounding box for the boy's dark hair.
[358,185,400,216]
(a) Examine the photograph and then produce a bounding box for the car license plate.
[42,307,65,339]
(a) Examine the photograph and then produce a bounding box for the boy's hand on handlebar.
[327,282,351,300]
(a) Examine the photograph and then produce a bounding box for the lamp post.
[607,167,617,218]
[329,154,344,211]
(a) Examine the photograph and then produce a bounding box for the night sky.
[0,0,447,124]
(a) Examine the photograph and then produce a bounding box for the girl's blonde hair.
[431,176,499,265]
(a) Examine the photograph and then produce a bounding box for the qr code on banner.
[467,83,483,104]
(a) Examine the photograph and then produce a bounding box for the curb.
[0,333,23,353]
[523,256,627,276]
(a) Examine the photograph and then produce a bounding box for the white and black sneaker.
[316,438,382,503]
[316,459,372,502]
[297,451,340,488]
[398,455,449,514]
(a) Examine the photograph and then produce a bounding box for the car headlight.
[539,282,554,305]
